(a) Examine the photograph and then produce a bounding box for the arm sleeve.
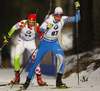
[63,10,81,24]
[8,20,26,37]
[8,27,15,37]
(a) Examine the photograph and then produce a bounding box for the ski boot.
[37,74,46,86]
[56,73,68,88]
[11,71,20,83]
[20,78,31,90]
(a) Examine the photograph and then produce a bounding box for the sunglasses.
[54,14,63,16]
[28,21,35,23]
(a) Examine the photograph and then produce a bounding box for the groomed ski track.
[0,68,100,91]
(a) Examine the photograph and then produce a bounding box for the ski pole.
[76,8,79,85]
[36,6,41,15]
[47,0,52,17]
[74,1,80,85]
[0,42,8,51]
[50,0,52,12]
[44,0,52,19]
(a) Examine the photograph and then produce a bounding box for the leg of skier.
[32,52,46,86]
[55,54,66,88]
[11,39,25,83]
[11,54,21,83]
[27,40,46,86]
[51,41,68,88]
[19,40,50,90]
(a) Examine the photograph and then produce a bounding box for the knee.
[14,54,21,62]
[56,54,65,64]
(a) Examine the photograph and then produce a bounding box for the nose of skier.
[28,21,35,28]
[54,15,62,22]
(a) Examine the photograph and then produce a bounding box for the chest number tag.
[51,31,58,36]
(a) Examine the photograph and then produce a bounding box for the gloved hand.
[47,23,53,30]
[74,1,80,9]
[4,35,10,43]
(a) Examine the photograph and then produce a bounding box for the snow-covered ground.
[0,68,100,91]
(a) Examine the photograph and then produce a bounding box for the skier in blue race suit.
[20,1,81,90]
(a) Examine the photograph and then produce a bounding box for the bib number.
[51,31,58,36]
[25,34,31,37]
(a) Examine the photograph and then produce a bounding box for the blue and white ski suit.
[28,10,81,79]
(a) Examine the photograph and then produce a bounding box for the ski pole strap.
[8,27,15,37]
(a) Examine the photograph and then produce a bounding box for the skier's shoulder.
[61,16,69,25]
[44,16,51,25]
[44,14,54,24]
[17,20,27,26]
[44,14,53,21]
[16,19,27,28]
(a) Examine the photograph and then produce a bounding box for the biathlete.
[19,1,81,90]
[4,14,46,86]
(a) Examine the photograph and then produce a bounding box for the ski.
[29,83,53,87]
[53,85,70,89]
[0,82,23,86]
[53,86,70,89]
[16,85,70,91]
[38,83,53,86]
[16,83,53,91]
[16,87,23,91]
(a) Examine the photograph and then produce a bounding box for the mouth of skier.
[54,15,62,22]
[28,21,35,28]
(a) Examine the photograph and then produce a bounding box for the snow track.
[0,68,100,91]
